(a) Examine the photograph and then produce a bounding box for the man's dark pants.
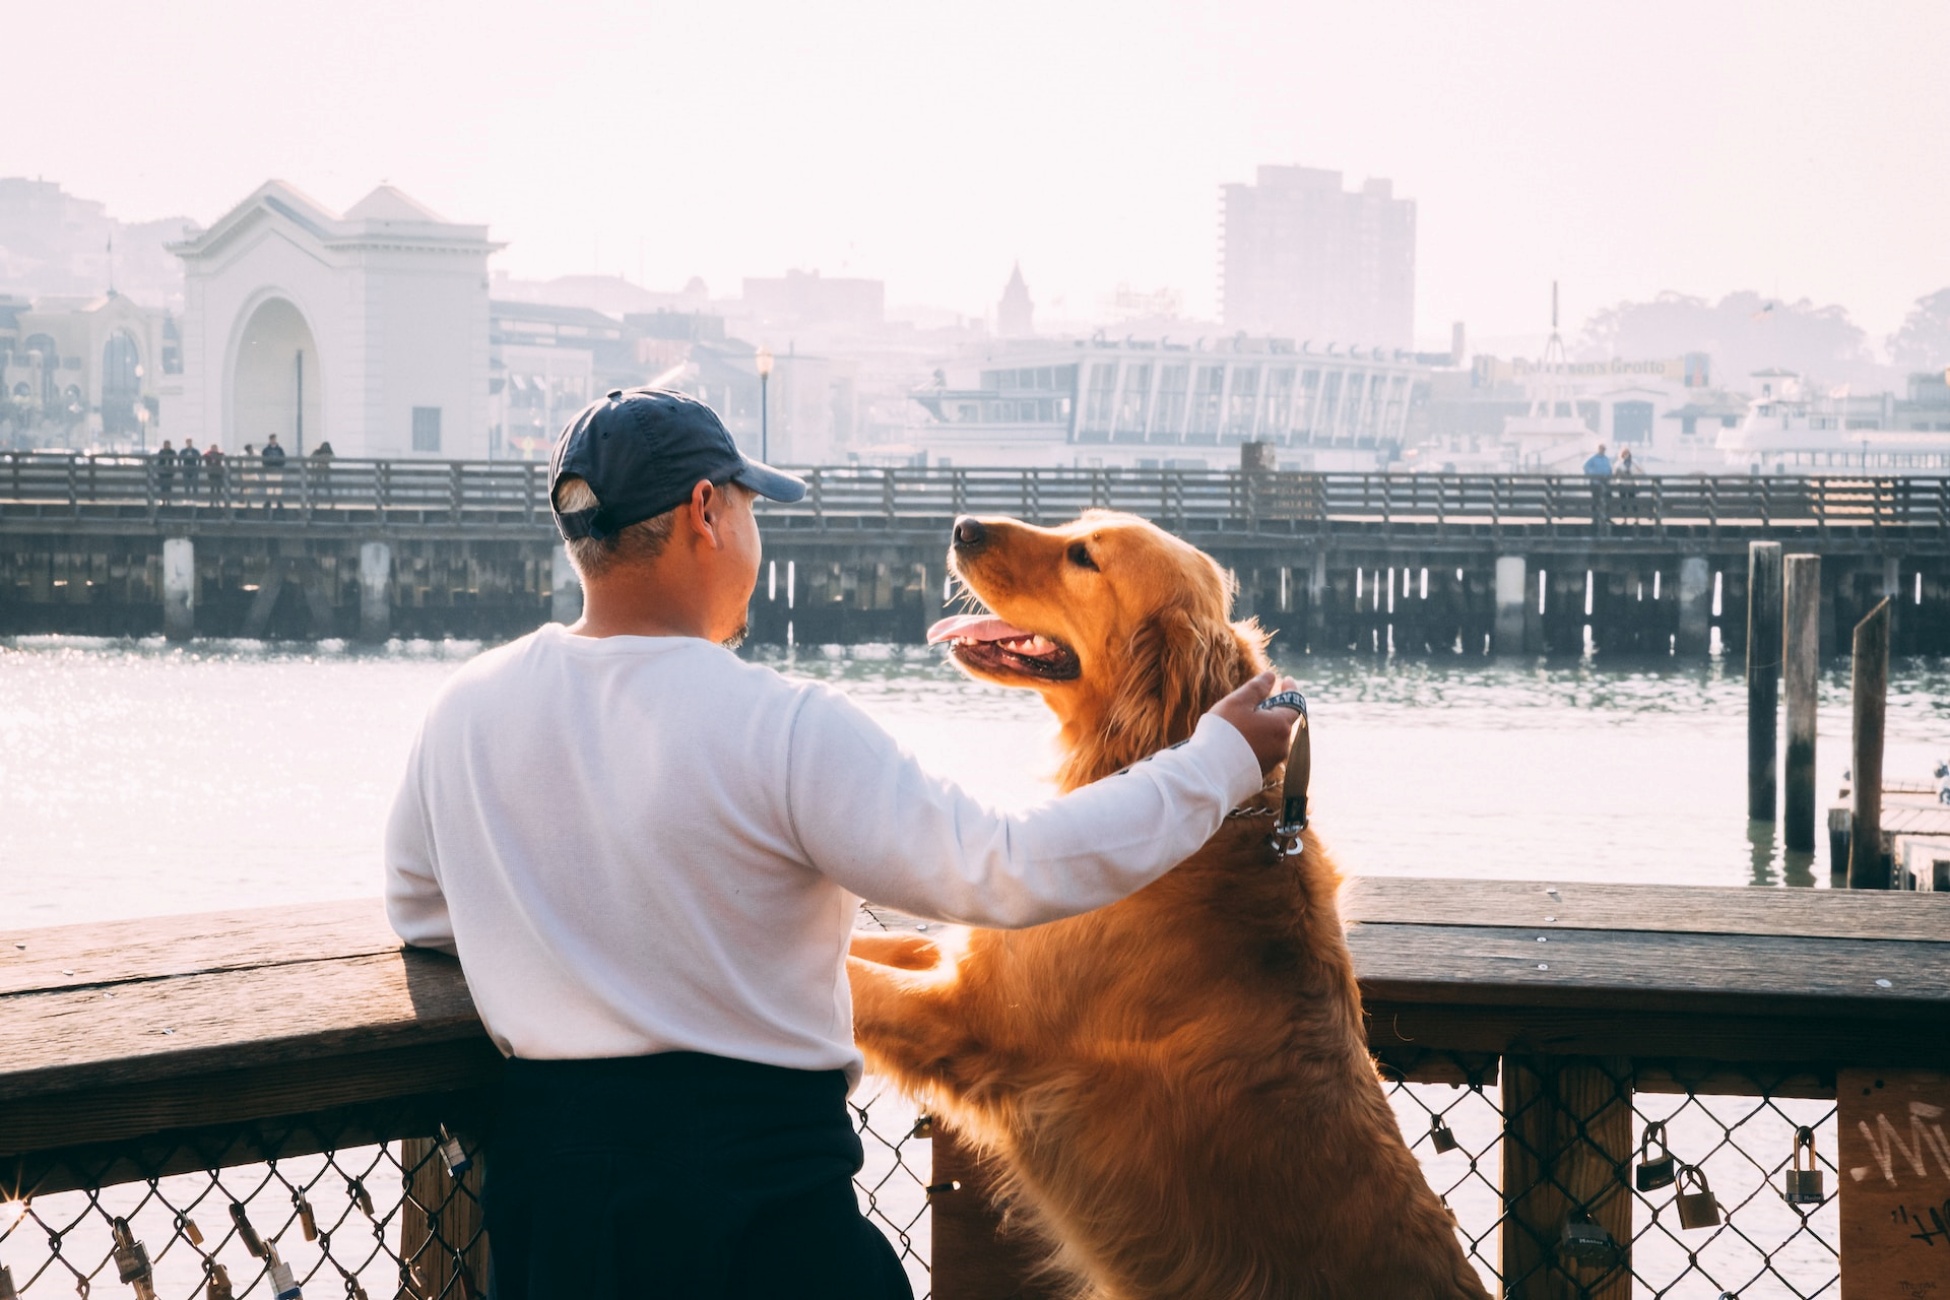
[486,1052,914,1300]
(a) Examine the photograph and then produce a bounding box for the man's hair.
[553,476,681,578]
[553,475,751,578]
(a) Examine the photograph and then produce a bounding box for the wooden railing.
[5,451,1950,537]
[4,882,1946,1297]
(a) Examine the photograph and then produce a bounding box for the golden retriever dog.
[847,511,1487,1300]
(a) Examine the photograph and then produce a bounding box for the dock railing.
[4,881,1947,1298]
[6,451,1950,538]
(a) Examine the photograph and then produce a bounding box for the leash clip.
[1266,689,1309,856]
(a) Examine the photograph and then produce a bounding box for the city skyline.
[11,0,1950,346]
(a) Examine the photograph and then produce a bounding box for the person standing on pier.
[203,443,225,505]
[384,388,1301,1300]
[178,440,202,499]
[1583,441,1612,525]
[261,433,286,515]
[154,440,176,501]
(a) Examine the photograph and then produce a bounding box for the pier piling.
[357,541,392,642]
[1677,556,1712,656]
[1747,542,1783,821]
[1494,556,1527,655]
[1783,555,1822,853]
[1848,598,1892,889]
[161,537,194,641]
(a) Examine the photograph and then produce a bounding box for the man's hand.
[1209,670,1305,777]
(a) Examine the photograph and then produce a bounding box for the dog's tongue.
[927,614,1033,645]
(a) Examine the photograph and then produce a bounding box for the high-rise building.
[1220,166,1415,350]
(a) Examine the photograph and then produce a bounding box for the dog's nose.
[952,516,987,550]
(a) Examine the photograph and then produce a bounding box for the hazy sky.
[24,0,1950,345]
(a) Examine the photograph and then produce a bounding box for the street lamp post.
[756,346,774,463]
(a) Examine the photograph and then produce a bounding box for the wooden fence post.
[397,1132,490,1300]
[1783,555,1822,853]
[1501,1055,1633,1300]
[930,1125,1064,1300]
[1747,542,1784,820]
[1848,598,1893,889]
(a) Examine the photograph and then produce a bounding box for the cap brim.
[732,458,808,504]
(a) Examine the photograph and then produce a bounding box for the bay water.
[8,634,1950,926]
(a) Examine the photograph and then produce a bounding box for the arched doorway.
[102,332,142,443]
[22,333,59,413]
[231,297,321,453]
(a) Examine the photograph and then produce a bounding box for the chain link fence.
[0,1063,1844,1299]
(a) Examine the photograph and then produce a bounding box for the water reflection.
[4,636,1947,925]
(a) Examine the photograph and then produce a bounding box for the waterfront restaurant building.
[902,336,1431,470]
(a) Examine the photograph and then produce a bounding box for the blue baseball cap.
[549,387,807,541]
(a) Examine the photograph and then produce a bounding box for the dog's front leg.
[846,955,994,1099]
[848,930,943,971]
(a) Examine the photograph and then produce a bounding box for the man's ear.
[687,478,720,545]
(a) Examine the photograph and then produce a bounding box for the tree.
[1888,289,1950,371]
[1576,290,1881,389]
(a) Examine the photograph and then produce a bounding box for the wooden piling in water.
[1747,542,1783,821]
[1848,598,1893,889]
[1783,555,1822,853]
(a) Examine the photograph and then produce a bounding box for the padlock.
[437,1123,472,1178]
[180,1215,204,1247]
[266,1244,303,1300]
[1556,1210,1619,1267]
[110,1217,156,1298]
[296,1193,318,1241]
[1675,1164,1722,1229]
[228,1201,267,1259]
[1635,1120,1677,1191]
[347,1180,375,1219]
[1783,1125,1826,1205]
[204,1262,233,1300]
[0,1263,17,1300]
[1429,1116,1460,1154]
[910,1115,934,1140]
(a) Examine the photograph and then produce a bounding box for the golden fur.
[847,511,1488,1300]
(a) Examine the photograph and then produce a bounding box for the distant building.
[1220,166,1415,351]
[902,336,1429,470]
[170,181,500,458]
[997,263,1034,338]
[741,270,884,331]
[0,292,175,449]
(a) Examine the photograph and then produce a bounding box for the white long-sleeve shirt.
[384,623,1261,1083]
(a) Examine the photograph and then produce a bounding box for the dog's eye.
[1067,542,1098,571]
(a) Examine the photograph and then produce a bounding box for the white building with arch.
[170,181,500,458]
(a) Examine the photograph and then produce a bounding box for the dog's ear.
[1104,606,1257,759]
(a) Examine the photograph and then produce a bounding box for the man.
[261,433,286,514]
[385,389,1300,1300]
[203,442,226,505]
[154,439,176,501]
[1583,442,1613,526]
[178,440,203,499]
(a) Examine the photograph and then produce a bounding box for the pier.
[6,451,1950,653]
[3,881,1946,1297]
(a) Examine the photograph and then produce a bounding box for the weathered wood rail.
[10,452,1950,651]
[7,452,1950,541]
[4,882,1945,1297]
